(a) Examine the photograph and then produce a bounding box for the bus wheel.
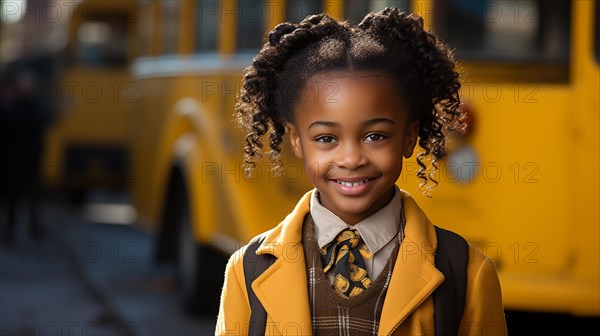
[173,180,225,315]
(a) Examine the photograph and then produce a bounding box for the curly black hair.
[234,7,465,196]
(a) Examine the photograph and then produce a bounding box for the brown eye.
[315,135,337,144]
[364,133,386,142]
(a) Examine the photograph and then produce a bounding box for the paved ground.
[1,189,216,336]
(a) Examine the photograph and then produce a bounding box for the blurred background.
[0,0,598,335]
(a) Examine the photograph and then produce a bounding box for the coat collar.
[252,188,444,335]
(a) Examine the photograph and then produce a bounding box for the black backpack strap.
[433,225,469,336]
[243,233,276,336]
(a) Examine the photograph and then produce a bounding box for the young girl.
[216,7,507,336]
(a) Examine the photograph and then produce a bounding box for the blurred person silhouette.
[0,65,47,243]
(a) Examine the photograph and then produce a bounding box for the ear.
[285,123,304,159]
[403,120,420,158]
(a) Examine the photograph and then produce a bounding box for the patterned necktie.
[320,228,374,298]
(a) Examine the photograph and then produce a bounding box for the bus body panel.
[127,0,599,316]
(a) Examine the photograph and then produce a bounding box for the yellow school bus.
[42,1,138,198]
[129,0,599,317]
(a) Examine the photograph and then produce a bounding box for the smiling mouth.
[334,178,376,187]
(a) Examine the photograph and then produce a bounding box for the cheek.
[302,147,324,182]
[377,152,403,175]
[302,147,337,182]
[304,160,319,185]
[372,142,405,176]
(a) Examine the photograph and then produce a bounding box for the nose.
[336,140,367,170]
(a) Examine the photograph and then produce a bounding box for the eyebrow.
[363,118,395,127]
[308,118,395,130]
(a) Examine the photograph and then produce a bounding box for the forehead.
[297,70,403,110]
[305,70,396,87]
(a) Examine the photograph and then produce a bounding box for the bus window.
[138,1,152,56]
[286,0,323,23]
[161,1,180,54]
[345,0,410,25]
[196,0,219,52]
[76,14,129,67]
[236,0,265,51]
[435,0,571,65]
[592,2,600,64]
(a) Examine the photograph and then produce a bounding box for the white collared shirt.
[309,185,403,284]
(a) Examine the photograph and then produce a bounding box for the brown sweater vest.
[302,213,401,336]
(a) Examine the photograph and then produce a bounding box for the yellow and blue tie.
[320,228,374,298]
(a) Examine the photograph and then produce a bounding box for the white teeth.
[336,179,369,187]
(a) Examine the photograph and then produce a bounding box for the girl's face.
[287,70,419,225]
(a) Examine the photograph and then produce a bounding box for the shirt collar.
[309,185,402,254]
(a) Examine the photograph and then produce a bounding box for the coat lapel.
[251,190,313,335]
[378,190,445,335]
[252,246,312,335]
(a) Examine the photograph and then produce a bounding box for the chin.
[341,197,377,212]
[323,192,380,216]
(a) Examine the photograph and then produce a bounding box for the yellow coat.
[216,189,508,335]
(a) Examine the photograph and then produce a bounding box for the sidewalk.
[1,190,217,336]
